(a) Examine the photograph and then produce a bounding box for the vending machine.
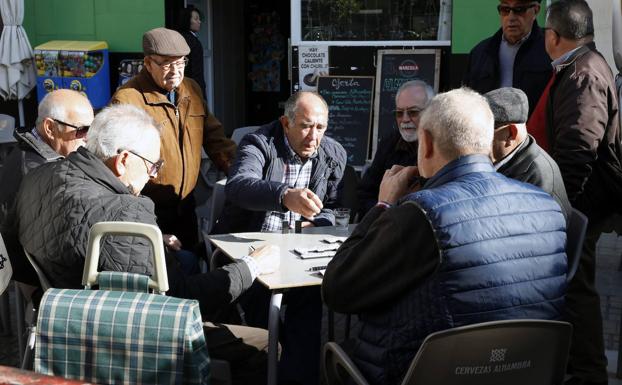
[34,41,110,108]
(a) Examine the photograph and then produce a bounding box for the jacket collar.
[133,68,191,107]
[14,126,62,162]
[423,154,495,190]
[552,41,595,74]
[486,20,543,55]
[67,147,133,195]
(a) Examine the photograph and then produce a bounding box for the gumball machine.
[34,41,110,108]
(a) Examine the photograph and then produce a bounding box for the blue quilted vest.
[352,155,567,385]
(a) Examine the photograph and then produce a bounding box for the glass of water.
[334,208,351,229]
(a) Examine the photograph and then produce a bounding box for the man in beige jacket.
[111,27,236,248]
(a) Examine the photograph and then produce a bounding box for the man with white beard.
[357,80,435,217]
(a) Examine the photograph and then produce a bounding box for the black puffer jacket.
[16,147,156,289]
[0,127,62,285]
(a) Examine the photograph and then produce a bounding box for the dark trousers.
[239,282,322,385]
[155,193,199,248]
[204,322,268,385]
[565,218,609,383]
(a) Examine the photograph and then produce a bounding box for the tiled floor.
[596,232,622,383]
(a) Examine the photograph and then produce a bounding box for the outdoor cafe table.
[208,225,354,385]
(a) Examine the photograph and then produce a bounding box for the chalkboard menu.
[373,49,440,157]
[317,76,374,167]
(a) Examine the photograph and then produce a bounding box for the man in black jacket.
[485,87,571,217]
[219,91,346,233]
[541,2,621,383]
[0,89,93,285]
[464,0,551,117]
[218,91,346,385]
[357,80,434,218]
[16,104,273,385]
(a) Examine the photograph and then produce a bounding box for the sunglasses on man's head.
[51,118,89,138]
[497,3,537,16]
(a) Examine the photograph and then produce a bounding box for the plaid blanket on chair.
[35,272,210,385]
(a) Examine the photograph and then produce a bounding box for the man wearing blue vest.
[322,87,568,385]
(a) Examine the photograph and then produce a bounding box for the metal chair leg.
[15,282,25,358]
[21,326,35,370]
[0,288,10,334]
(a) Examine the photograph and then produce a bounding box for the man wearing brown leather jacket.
[111,27,236,248]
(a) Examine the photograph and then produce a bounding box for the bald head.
[281,91,329,159]
[37,89,94,157]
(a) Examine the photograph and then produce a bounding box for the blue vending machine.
[34,41,110,109]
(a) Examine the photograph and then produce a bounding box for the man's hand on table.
[283,188,323,218]
[249,244,280,275]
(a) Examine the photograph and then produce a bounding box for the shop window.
[294,0,450,44]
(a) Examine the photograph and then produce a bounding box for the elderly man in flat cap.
[464,0,550,117]
[111,27,236,249]
[486,87,570,218]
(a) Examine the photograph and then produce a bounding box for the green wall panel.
[452,0,548,54]
[23,0,164,52]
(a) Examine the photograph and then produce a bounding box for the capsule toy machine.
[35,41,110,109]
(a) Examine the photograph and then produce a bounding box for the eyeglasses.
[117,149,164,177]
[150,56,189,71]
[394,108,423,120]
[51,118,89,138]
[497,3,537,16]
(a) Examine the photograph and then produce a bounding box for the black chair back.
[401,320,572,385]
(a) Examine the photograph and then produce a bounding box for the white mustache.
[400,122,416,130]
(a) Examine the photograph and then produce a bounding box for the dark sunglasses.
[117,149,164,177]
[51,118,89,138]
[394,108,422,120]
[497,3,537,16]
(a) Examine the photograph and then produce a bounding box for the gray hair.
[546,0,594,41]
[85,104,161,161]
[419,87,494,159]
[395,80,435,106]
[283,91,329,123]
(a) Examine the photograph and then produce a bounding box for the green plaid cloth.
[35,281,210,384]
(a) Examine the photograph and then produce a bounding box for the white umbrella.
[0,0,36,128]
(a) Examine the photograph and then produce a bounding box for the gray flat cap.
[484,87,529,126]
[142,27,190,56]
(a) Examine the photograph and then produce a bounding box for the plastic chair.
[323,319,572,385]
[565,208,588,283]
[231,126,260,144]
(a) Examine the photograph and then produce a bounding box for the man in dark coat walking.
[464,0,551,117]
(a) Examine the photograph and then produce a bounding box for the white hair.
[85,104,161,160]
[35,89,92,128]
[419,87,493,159]
[395,80,435,105]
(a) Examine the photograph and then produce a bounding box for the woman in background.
[177,6,206,96]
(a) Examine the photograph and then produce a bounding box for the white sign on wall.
[298,46,329,91]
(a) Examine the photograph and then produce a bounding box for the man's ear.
[41,118,56,141]
[421,128,434,159]
[279,115,289,130]
[507,124,519,142]
[534,3,541,15]
[110,152,128,177]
